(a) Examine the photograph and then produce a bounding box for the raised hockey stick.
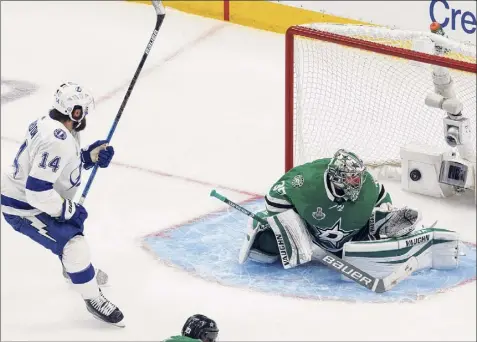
[210,190,418,293]
[79,0,166,205]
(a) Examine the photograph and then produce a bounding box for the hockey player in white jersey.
[1,82,124,327]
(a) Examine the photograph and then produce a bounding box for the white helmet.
[53,82,94,122]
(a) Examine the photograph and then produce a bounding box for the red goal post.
[285,24,476,173]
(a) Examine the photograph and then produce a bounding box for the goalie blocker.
[240,209,460,277]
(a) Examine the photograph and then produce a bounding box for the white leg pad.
[239,215,267,264]
[249,249,279,264]
[342,228,460,281]
[267,209,314,269]
[62,235,99,299]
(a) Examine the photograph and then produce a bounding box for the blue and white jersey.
[1,115,83,217]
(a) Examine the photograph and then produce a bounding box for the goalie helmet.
[327,149,367,202]
[53,82,94,123]
[182,314,219,342]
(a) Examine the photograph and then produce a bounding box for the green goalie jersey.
[264,158,392,252]
[163,336,200,342]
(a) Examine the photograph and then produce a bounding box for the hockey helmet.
[327,149,366,202]
[53,82,94,123]
[182,314,219,342]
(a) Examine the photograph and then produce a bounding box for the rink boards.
[143,198,476,303]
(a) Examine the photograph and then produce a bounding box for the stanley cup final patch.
[291,174,304,188]
[312,207,325,220]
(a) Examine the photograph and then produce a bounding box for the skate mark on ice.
[95,23,227,104]
[1,79,38,105]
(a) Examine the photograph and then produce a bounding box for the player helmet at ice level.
[53,82,94,123]
[181,314,219,342]
[327,149,366,202]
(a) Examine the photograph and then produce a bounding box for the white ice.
[1,1,475,341]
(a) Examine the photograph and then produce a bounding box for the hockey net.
[285,24,476,174]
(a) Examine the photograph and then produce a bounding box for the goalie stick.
[79,0,166,204]
[210,190,417,293]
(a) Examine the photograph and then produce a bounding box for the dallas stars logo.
[312,218,352,251]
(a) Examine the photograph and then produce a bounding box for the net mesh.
[290,24,476,168]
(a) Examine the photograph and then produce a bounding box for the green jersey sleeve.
[163,336,200,342]
[264,173,296,214]
[374,180,392,207]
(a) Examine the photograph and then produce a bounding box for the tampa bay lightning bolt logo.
[68,164,82,190]
[54,128,67,140]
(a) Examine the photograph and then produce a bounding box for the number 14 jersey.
[1,115,83,218]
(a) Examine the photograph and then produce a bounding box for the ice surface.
[143,198,476,303]
[1,1,475,341]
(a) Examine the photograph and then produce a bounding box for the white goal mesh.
[285,24,476,171]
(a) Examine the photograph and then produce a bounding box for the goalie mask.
[53,82,94,123]
[327,149,366,202]
[182,314,219,342]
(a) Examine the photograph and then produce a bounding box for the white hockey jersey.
[1,115,83,217]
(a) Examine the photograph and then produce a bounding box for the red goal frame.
[284,25,477,172]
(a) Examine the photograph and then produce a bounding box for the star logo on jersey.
[312,218,352,250]
[312,207,325,220]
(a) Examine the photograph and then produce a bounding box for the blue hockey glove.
[58,199,88,231]
[81,140,114,169]
[97,145,114,168]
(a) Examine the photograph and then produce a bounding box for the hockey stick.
[210,190,417,293]
[79,0,166,205]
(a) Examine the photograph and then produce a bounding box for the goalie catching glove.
[369,203,421,239]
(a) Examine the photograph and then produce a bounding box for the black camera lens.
[410,169,421,181]
[446,136,457,145]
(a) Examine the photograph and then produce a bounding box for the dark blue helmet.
[181,314,219,342]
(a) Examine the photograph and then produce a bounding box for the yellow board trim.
[127,0,372,33]
[229,1,370,34]
[128,1,224,20]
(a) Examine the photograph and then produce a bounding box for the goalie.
[239,149,459,272]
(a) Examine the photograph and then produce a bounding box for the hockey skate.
[62,265,109,287]
[84,289,125,327]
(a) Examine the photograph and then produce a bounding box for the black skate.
[84,290,125,327]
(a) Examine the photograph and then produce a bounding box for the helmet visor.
[201,330,219,342]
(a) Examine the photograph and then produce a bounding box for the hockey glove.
[370,203,421,239]
[81,140,115,170]
[58,199,88,231]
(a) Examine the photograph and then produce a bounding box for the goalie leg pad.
[249,248,279,264]
[431,229,460,269]
[239,210,274,264]
[342,228,459,280]
[266,209,314,269]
